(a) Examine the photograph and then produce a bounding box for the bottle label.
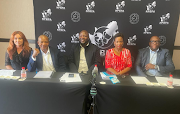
[21,73,26,78]
[167,81,173,86]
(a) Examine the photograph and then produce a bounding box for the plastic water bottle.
[92,65,98,78]
[21,67,27,79]
[167,74,173,88]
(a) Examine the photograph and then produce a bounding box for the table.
[0,71,91,114]
[95,75,180,114]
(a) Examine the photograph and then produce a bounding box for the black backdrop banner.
[33,0,180,70]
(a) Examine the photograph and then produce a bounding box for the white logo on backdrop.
[43,31,52,41]
[70,21,119,56]
[143,25,152,34]
[71,33,79,43]
[130,13,139,24]
[127,35,137,45]
[146,1,156,13]
[159,13,170,24]
[71,11,80,22]
[159,36,166,46]
[115,1,125,13]
[90,21,119,49]
[42,9,52,21]
[70,21,118,50]
[57,21,66,32]
[57,42,66,52]
[56,0,65,10]
[86,1,95,13]
[100,50,106,57]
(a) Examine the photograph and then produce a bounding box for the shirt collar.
[80,42,89,48]
[149,47,159,53]
[40,47,50,55]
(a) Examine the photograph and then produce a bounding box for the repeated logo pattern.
[127,35,137,46]
[86,1,95,13]
[43,31,52,41]
[71,11,80,22]
[159,13,170,25]
[146,1,156,13]
[42,9,52,21]
[144,25,152,34]
[130,13,139,24]
[37,0,176,54]
[115,1,125,13]
[57,21,66,32]
[56,0,65,10]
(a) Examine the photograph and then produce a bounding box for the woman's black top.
[5,49,31,70]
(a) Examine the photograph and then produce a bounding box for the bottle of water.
[167,74,173,88]
[91,65,98,84]
[92,65,98,78]
[21,67,26,79]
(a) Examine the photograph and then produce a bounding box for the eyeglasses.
[150,40,160,44]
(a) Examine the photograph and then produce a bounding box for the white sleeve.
[31,56,36,61]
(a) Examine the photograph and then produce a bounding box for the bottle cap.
[95,64,97,67]
[169,74,173,77]
[22,67,25,69]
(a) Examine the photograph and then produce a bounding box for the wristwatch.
[154,65,158,69]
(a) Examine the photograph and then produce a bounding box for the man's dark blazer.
[135,47,175,76]
[27,46,66,72]
[68,42,101,74]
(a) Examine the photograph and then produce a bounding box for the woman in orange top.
[105,33,132,76]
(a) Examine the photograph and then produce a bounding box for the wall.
[173,14,180,70]
[0,0,179,70]
[0,0,35,69]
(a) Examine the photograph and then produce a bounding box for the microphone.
[91,65,98,84]
[90,65,98,98]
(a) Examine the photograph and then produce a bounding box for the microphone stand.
[88,74,98,114]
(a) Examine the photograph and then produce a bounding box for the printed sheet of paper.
[34,71,53,78]
[60,73,82,82]
[156,77,180,86]
[131,76,150,84]
[0,70,16,76]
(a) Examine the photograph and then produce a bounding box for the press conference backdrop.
[33,0,180,68]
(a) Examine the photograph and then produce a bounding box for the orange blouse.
[105,48,132,74]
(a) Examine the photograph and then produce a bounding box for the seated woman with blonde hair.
[5,31,31,70]
[105,33,132,76]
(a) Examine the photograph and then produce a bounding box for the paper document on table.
[34,71,53,78]
[0,70,16,76]
[155,77,167,83]
[156,77,180,86]
[131,76,150,84]
[173,79,180,86]
[59,73,82,82]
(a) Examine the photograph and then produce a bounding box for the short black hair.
[114,33,124,40]
[150,36,160,42]
[79,30,89,38]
